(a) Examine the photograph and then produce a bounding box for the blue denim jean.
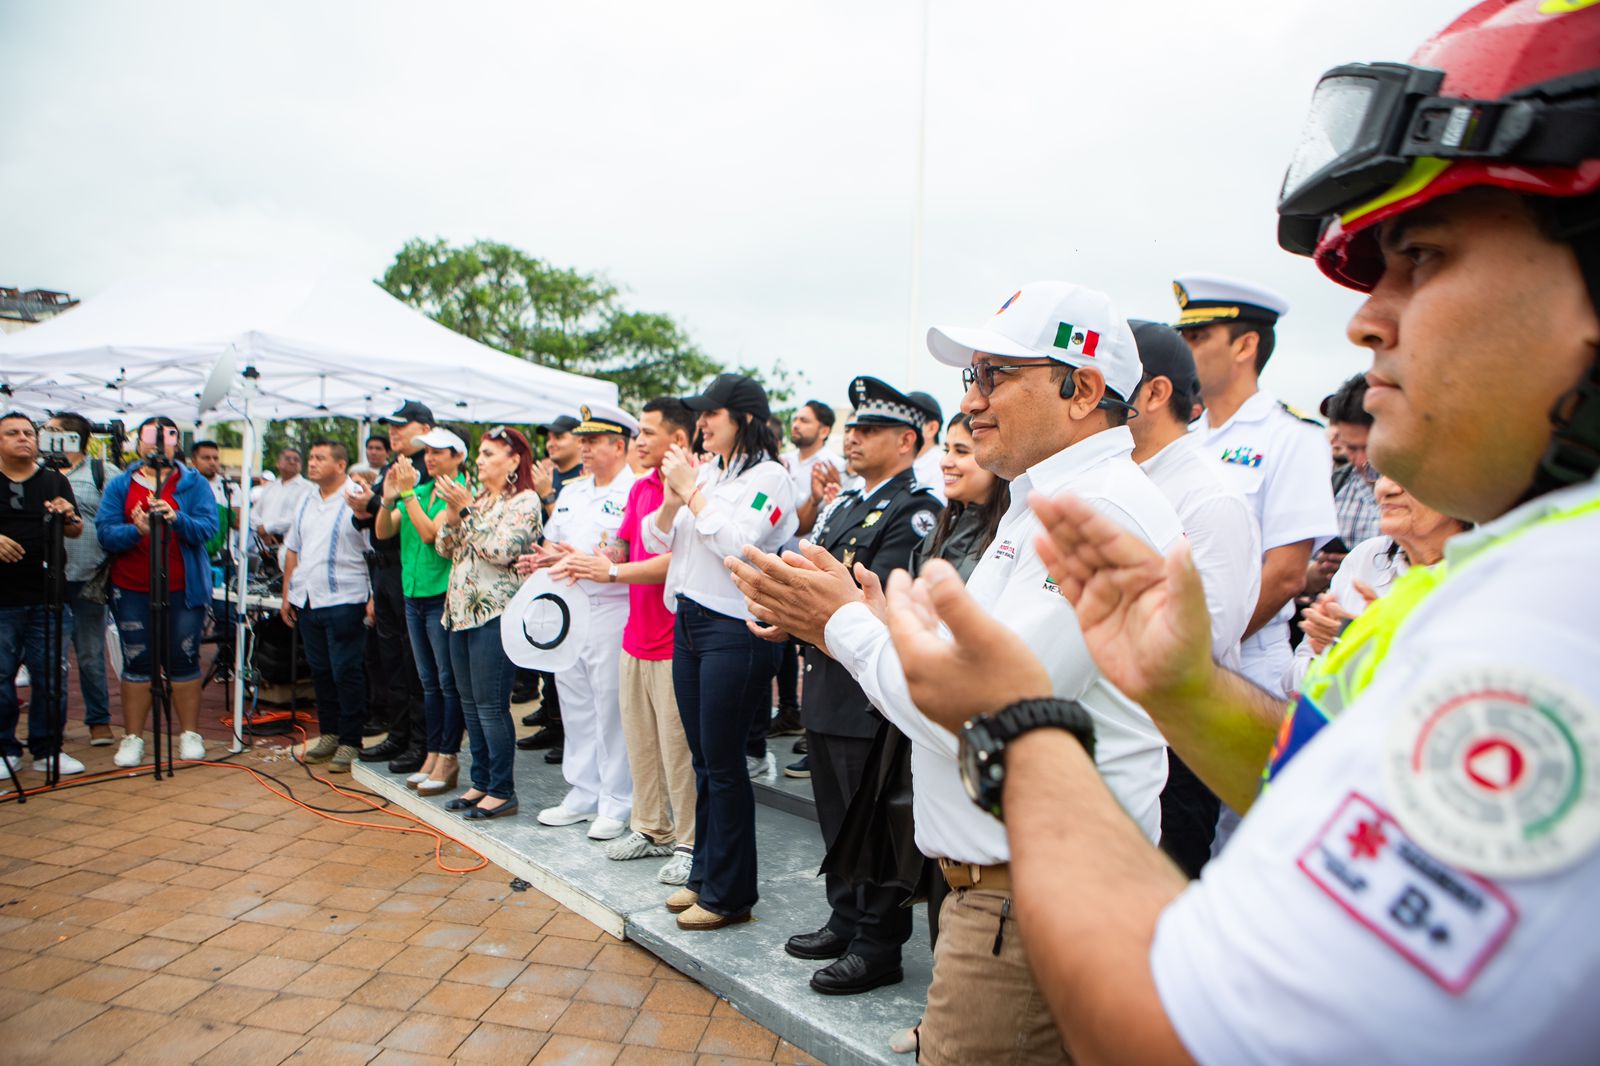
[672,597,780,917]
[296,602,370,748]
[448,617,517,800]
[0,604,71,759]
[64,581,110,727]
[109,586,205,684]
[406,595,462,755]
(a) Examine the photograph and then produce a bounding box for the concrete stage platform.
[354,748,930,1066]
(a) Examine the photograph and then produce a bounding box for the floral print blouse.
[435,488,542,631]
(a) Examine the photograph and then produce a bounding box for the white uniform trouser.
[555,597,633,822]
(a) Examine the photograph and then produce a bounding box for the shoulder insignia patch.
[1278,400,1324,427]
[1383,666,1600,879]
[911,510,937,537]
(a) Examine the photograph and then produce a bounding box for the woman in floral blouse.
[433,427,542,820]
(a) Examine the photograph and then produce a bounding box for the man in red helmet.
[876,1,1600,1062]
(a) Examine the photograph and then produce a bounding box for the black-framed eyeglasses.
[960,362,1054,397]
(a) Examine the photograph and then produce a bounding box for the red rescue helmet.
[1276,0,1600,292]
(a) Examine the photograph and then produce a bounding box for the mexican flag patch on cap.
[1053,322,1100,357]
[750,492,783,526]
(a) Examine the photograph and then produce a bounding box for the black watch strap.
[961,697,1097,823]
[988,697,1096,753]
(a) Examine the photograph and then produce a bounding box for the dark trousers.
[538,670,563,734]
[297,602,369,747]
[776,640,800,715]
[0,604,69,759]
[808,729,913,963]
[673,598,778,916]
[1158,751,1220,879]
[372,561,423,748]
[448,618,517,800]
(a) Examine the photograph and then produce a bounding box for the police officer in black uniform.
[783,376,943,996]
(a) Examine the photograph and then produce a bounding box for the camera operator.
[97,416,219,768]
[43,413,120,747]
[0,411,84,778]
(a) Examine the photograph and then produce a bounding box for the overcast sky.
[3,0,1466,419]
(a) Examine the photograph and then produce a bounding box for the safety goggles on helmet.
[1277,61,1600,258]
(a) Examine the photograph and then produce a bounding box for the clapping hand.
[531,458,556,500]
[810,460,841,505]
[660,445,699,500]
[433,476,472,515]
[725,541,863,649]
[346,478,374,513]
[394,458,418,493]
[549,550,610,586]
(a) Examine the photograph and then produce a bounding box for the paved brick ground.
[0,725,819,1066]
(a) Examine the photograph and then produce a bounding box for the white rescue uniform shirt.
[1150,475,1600,1066]
[1139,434,1259,673]
[642,457,799,620]
[826,426,1182,865]
[912,447,948,504]
[1286,533,1408,693]
[543,469,638,606]
[285,479,371,609]
[1195,390,1336,695]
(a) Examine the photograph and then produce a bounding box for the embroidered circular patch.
[911,510,937,537]
[1384,668,1600,879]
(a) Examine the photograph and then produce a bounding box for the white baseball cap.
[412,427,468,454]
[927,281,1142,402]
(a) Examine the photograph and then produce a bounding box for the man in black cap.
[346,399,432,773]
[517,413,586,757]
[906,390,947,504]
[781,375,943,995]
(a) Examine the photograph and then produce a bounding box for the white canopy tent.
[0,265,620,757]
[0,266,617,424]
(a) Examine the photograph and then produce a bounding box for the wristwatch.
[959,698,1097,822]
[607,563,620,583]
[541,491,558,506]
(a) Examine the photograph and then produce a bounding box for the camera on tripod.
[37,418,125,471]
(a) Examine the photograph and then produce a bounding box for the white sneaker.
[179,732,206,761]
[606,831,675,861]
[32,752,85,775]
[746,752,773,779]
[114,735,145,768]
[536,804,596,827]
[657,848,693,885]
[586,816,628,842]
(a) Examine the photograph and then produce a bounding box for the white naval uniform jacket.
[543,469,637,607]
[825,426,1183,866]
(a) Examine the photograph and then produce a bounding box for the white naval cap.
[926,281,1142,402]
[573,402,640,438]
[1171,274,1290,330]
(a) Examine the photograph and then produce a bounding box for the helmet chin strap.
[1527,197,1600,503]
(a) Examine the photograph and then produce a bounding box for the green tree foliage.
[379,238,792,411]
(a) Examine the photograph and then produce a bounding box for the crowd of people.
[1,0,1597,1060]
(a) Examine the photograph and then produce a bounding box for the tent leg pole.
[229,382,256,754]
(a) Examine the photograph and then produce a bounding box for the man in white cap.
[534,402,640,840]
[727,281,1182,1064]
[1174,274,1336,699]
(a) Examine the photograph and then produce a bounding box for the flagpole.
[906,0,930,389]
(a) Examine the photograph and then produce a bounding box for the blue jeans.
[0,605,70,759]
[296,602,369,748]
[406,595,462,755]
[448,617,517,800]
[109,587,205,684]
[65,582,110,727]
[672,597,780,917]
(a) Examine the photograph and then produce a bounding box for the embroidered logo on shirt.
[1221,446,1264,468]
[750,492,784,527]
[1042,576,1063,597]
[992,540,1017,561]
[601,499,625,518]
[1298,791,1516,994]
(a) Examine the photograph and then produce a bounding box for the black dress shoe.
[445,793,486,811]
[769,709,804,736]
[810,953,903,996]
[360,719,389,737]
[511,686,538,705]
[360,737,406,762]
[543,747,564,765]
[387,747,426,774]
[785,926,849,961]
[461,799,519,820]
[517,729,561,751]
[520,709,547,727]
[792,736,808,755]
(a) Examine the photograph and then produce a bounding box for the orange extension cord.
[0,727,489,875]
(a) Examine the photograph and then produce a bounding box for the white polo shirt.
[641,457,799,621]
[284,478,371,609]
[825,426,1182,865]
[1195,390,1336,695]
[1139,433,1260,673]
[543,468,637,606]
[1150,476,1600,1066]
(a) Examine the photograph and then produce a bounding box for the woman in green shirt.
[375,430,469,795]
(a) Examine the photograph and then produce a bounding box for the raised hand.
[725,540,862,649]
[347,478,374,513]
[810,460,840,504]
[394,458,418,492]
[531,458,555,500]
[660,444,699,499]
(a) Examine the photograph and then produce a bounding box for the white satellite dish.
[198,347,239,416]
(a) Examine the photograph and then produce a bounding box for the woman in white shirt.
[1289,473,1470,691]
[641,374,798,932]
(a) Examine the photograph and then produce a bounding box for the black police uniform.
[799,466,942,971]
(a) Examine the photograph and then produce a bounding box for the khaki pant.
[918,887,1070,1065]
[619,652,695,848]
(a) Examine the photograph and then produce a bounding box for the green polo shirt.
[395,475,461,598]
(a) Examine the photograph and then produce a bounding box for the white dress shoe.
[536,804,596,827]
[587,817,628,841]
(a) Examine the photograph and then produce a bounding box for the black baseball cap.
[537,415,582,437]
[906,390,942,424]
[381,400,435,426]
[681,373,771,420]
[1129,320,1200,406]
